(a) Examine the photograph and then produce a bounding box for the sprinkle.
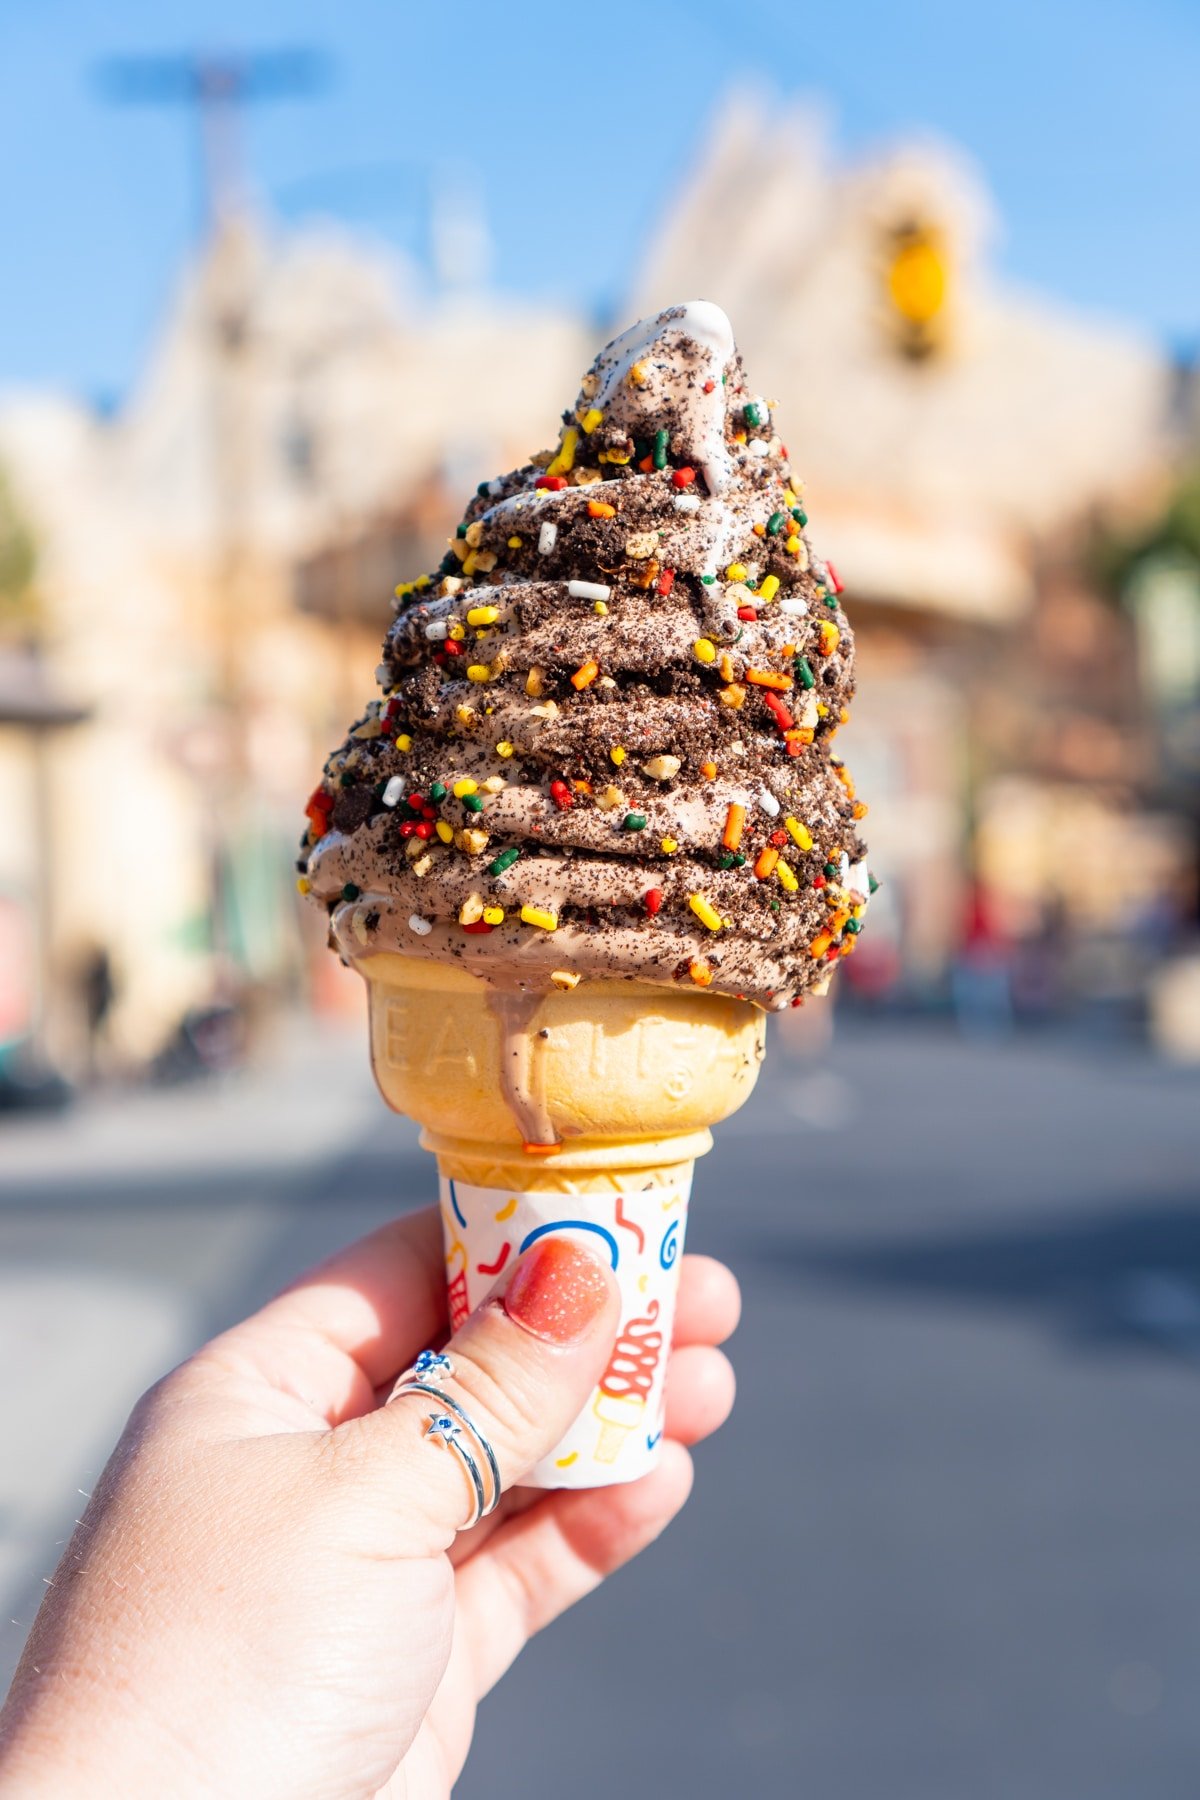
[780,598,809,617]
[689,893,724,932]
[785,817,813,851]
[466,664,491,683]
[483,905,505,925]
[818,621,841,656]
[408,914,432,936]
[467,605,499,626]
[744,400,765,427]
[435,821,454,844]
[660,836,679,854]
[382,775,406,807]
[536,473,567,491]
[538,522,557,555]
[525,667,545,697]
[645,888,664,916]
[572,659,600,690]
[623,812,648,831]
[809,931,833,959]
[748,439,770,456]
[448,624,466,641]
[430,781,447,801]
[496,741,515,759]
[700,760,718,779]
[753,847,779,880]
[507,534,523,548]
[656,568,676,598]
[674,494,701,514]
[795,656,816,688]
[755,577,780,608]
[628,360,650,387]
[746,668,793,691]
[652,428,669,469]
[609,746,626,765]
[462,920,493,935]
[550,779,574,810]
[545,426,579,476]
[521,904,559,931]
[425,620,448,641]
[581,407,604,434]
[722,803,746,851]
[776,861,799,893]
[689,958,713,987]
[489,847,521,876]
[643,754,681,781]
[296,875,311,895]
[693,638,717,664]
[672,467,696,488]
[587,498,616,519]
[726,563,748,582]
[826,560,844,595]
[463,793,484,813]
[785,534,801,556]
[766,512,786,536]
[567,579,612,601]
[396,734,413,752]
[793,507,808,526]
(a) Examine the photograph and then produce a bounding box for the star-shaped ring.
[425,1413,463,1445]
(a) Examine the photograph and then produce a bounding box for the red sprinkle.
[671,467,696,489]
[549,779,574,811]
[656,568,676,598]
[826,560,844,596]
[414,821,434,839]
[737,605,758,621]
[813,875,827,889]
[645,888,664,916]
[408,791,424,808]
[769,829,787,847]
[536,474,567,491]
[462,920,494,934]
[702,379,715,394]
[763,692,794,729]
[399,821,418,838]
[443,639,463,657]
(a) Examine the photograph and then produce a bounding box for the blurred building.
[629,93,1182,1007]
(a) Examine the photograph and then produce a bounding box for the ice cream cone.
[359,952,764,1487]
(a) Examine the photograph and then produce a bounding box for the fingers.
[343,1237,621,1547]
[672,1254,741,1348]
[455,1442,694,1698]
[662,1345,736,1445]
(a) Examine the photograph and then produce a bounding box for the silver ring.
[388,1378,502,1527]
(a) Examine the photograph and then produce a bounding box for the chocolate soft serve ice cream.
[303,300,872,1022]
[298,303,873,1489]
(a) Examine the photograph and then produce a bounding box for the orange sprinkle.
[722,803,746,851]
[689,958,713,988]
[746,668,793,691]
[809,931,833,958]
[700,760,718,779]
[754,846,780,880]
[785,727,815,745]
[587,498,616,519]
[572,779,593,793]
[752,522,766,536]
[852,801,869,819]
[572,659,599,690]
[638,454,655,472]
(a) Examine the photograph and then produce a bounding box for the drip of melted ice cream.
[303,301,871,1023]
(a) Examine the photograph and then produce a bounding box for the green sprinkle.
[719,852,747,870]
[868,873,881,894]
[744,401,764,427]
[766,511,786,535]
[795,657,816,690]
[823,863,838,879]
[652,428,669,470]
[845,918,861,934]
[721,373,728,385]
[430,781,447,802]
[745,577,757,590]
[455,522,468,538]
[701,574,716,585]
[488,847,521,876]
[463,793,484,814]
[623,812,648,831]
[791,507,807,525]
[770,899,781,911]
[342,883,361,901]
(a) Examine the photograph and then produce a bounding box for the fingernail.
[503,1238,611,1345]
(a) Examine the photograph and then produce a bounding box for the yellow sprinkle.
[601,447,632,465]
[396,734,412,752]
[593,600,608,616]
[783,488,797,507]
[436,820,454,844]
[661,837,678,854]
[726,563,748,582]
[449,623,466,642]
[818,620,841,656]
[785,534,801,556]
[689,893,724,932]
[693,638,717,664]
[296,875,311,895]
[483,905,505,925]
[454,704,475,727]
[785,817,813,850]
[496,741,515,758]
[521,904,559,931]
[525,667,545,698]
[610,746,626,766]
[809,931,833,959]
[580,407,604,433]
[466,664,491,683]
[507,535,523,549]
[467,605,499,626]
[550,968,581,989]
[759,574,780,603]
[545,425,579,477]
[817,702,829,717]
[394,581,413,598]
[628,360,650,387]
[415,574,431,589]
[688,958,713,988]
[776,861,799,893]
[453,778,478,798]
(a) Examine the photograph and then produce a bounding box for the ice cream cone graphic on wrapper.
[300,301,873,1489]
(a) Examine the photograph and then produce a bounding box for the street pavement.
[2,1011,1200,1798]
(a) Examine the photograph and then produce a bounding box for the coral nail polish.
[503,1238,611,1344]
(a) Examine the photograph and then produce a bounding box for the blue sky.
[2,0,1198,402]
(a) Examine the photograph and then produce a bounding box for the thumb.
[350,1237,620,1541]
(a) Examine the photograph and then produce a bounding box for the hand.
[0,1209,739,1799]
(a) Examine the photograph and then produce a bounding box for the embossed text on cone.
[362,955,764,1487]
